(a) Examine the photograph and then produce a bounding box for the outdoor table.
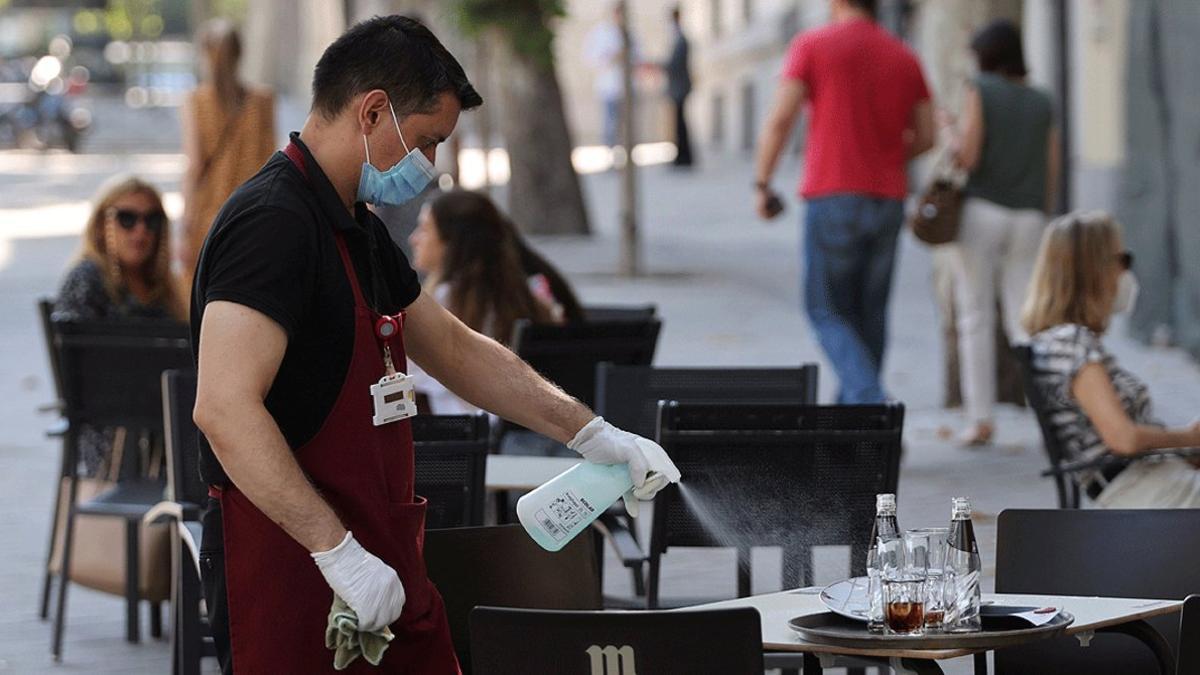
[691,588,1182,674]
[484,454,579,492]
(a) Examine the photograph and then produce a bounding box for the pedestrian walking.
[179,19,275,288]
[946,20,1059,446]
[753,0,934,403]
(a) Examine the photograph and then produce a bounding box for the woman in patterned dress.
[54,175,183,475]
[1024,211,1200,507]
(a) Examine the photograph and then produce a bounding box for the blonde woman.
[53,176,183,475]
[1024,211,1200,507]
[55,175,182,322]
[179,18,275,280]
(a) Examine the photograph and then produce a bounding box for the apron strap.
[281,140,369,309]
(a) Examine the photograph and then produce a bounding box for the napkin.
[325,595,395,670]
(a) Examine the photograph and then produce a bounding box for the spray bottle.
[517,440,681,552]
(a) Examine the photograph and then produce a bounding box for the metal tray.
[787,610,1074,650]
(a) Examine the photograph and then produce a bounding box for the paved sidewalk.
[3,146,1199,673]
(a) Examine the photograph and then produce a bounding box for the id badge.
[370,372,417,426]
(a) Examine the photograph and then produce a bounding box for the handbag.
[910,151,965,246]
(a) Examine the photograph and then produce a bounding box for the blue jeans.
[803,195,904,404]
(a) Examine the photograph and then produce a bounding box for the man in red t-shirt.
[753,0,934,403]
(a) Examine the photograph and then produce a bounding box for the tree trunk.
[498,44,590,235]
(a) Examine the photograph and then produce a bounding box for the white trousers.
[1096,457,1200,508]
[951,197,1046,423]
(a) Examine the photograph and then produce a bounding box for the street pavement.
[2,117,1199,673]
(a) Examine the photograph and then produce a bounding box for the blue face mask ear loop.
[388,100,412,156]
[362,99,411,170]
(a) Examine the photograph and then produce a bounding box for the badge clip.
[371,372,417,426]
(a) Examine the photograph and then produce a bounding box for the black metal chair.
[144,369,217,675]
[412,414,490,529]
[469,606,764,675]
[48,318,191,659]
[1013,345,1086,508]
[37,298,69,620]
[425,524,602,674]
[1179,595,1200,675]
[646,402,904,609]
[581,303,657,322]
[995,509,1200,674]
[509,318,661,414]
[593,364,820,599]
[595,363,819,439]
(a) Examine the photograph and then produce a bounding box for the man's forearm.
[754,122,789,186]
[425,329,593,444]
[198,401,346,552]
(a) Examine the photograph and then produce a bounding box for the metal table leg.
[1098,619,1175,675]
[893,657,945,674]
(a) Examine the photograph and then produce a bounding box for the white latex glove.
[311,532,406,633]
[568,417,682,517]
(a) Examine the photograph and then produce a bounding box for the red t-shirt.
[782,19,931,200]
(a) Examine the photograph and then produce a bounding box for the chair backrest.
[38,298,65,403]
[996,509,1200,674]
[425,524,602,673]
[412,414,490,529]
[581,304,657,322]
[511,318,660,410]
[469,606,764,675]
[52,318,192,432]
[595,364,819,439]
[162,369,205,508]
[1012,345,1079,508]
[1179,595,1200,675]
[652,402,904,576]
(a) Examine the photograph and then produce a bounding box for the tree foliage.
[451,0,564,69]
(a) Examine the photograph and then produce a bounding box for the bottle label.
[535,489,595,542]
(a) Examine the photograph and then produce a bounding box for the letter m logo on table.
[586,644,637,675]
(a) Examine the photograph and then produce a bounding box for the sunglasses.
[1116,250,1133,271]
[109,208,166,233]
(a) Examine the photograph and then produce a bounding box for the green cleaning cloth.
[325,595,395,670]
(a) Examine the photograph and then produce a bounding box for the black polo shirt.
[191,132,422,486]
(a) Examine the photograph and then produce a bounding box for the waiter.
[191,16,678,674]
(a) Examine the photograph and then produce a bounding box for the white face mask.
[1112,270,1140,315]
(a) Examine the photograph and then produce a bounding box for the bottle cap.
[951,496,972,516]
[876,493,896,512]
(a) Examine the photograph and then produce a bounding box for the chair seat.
[76,480,165,519]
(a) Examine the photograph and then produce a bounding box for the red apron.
[215,143,458,673]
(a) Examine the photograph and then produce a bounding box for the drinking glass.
[905,527,949,631]
[882,574,925,635]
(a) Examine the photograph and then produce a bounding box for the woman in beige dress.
[179,19,276,289]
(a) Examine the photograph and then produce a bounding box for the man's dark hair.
[311,15,482,119]
[846,0,878,17]
[970,19,1028,78]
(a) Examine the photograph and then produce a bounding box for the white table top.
[484,455,579,492]
[690,588,1183,660]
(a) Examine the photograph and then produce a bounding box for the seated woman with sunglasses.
[1024,211,1200,507]
[55,175,183,323]
[54,176,184,477]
